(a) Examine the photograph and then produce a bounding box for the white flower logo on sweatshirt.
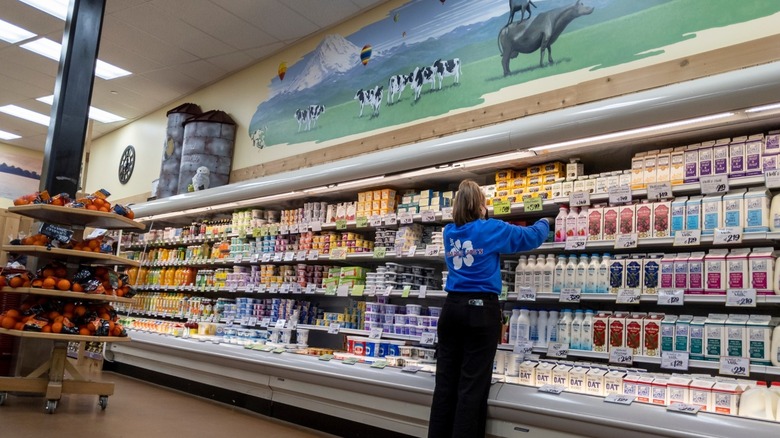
[451,239,475,270]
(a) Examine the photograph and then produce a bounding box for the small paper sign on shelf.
[356,216,369,228]
[421,210,437,222]
[424,245,440,257]
[275,319,287,329]
[547,342,569,358]
[657,289,685,306]
[514,341,534,355]
[385,214,397,226]
[318,354,334,361]
[609,347,634,365]
[661,351,690,371]
[726,288,757,307]
[305,284,317,294]
[667,403,701,415]
[569,191,590,207]
[616,289,641,304]
[608,185,632,205]
[342,357,358,365]
[402,366,422,373]
[308,250,319,261]
[418,285,428,299]
[420,332,436,346]
[765,169,780,189]
[441,207,453,221]
[559,288,581,303]
[369,327,383,339]
[310,221,322,232]
[674,229,701,246]
[370,215,382,227]
[335,219,348,230]
[719,356,750,377]
[538,385,565,395]
[400,213,414,224]
[328,323,341,334]
[350,284,365,297]
[700,175,729,195]
[713,227,743,244]
[604,394,635,405]
[336,285,350,297]
[523,196,543,212]
[647,181,673,200]
[373,247,387,259]
[284,251,295,261]
[493,199,511,216]
[383,285,393,297]
[517,287,536,301]
[371,361,387,369]
[402,285,412,298]
[330,248,348,260]
[407,245,418,257]
[296,250,308,261]
[564,235,588,251]
[614,233,638,249]
[273,253,283,262]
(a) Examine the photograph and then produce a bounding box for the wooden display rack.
[0,205,141,413]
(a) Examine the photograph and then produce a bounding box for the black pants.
[428,292,502,438]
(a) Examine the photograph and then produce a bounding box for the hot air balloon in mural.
[402,31,407,38]
[278,62,287,81]
[393,13,399,22]
[360,44,372,66]
[440,0,445,4]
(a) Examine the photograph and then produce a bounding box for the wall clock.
[118,145,135,184]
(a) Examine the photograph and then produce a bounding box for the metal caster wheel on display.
[45,399,58,414]
[0,392,7,406]
[98,395,108,410]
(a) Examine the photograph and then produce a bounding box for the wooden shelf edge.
[0,327,131,342]
[8,204,145,231]
[2,245,140,267]
[1,287,135,304]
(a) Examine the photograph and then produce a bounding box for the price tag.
[421,210,437,222]
[383,286,393,297]
[513,341,534,355]
[673,229,701,246]
[609,347,634,365]
[273,253,283,262]
[538,385,565,395]
[336,285,349,297]
[369,327,383,339]
[657,289,684,305]
[39,223,74,243]
[614,233,638,249]
[420,332,436,346]
[616,289,641,304]
[280,224,289,235]
[257,284,267,293]
[700,175,729,195]
[608,185,632,205]
[661,351,690,371]
[251,253,260,263]
[228,283,238,293]
[269,284,279,294]
[493,199,511,215]
[517,286,536,301]
[336,219,347,230]
[402,366,422,373]
[330,247,348,260]
[308,250,319,261]
[407,245,417,257]
[226,317,235,326]
[234,254,244,263]
[418,285,428,298]
[280,283,291,294]
[356,216,368,228]
[399,213,414,224]
[569,191,590,207]
[402,285,412,298]
[328,323,341,334]
[342,357,358,365]
[371,360,388,369]
[604,394,635,405]
[275,319,287,329]
[369,215,382,227]
[261,253,272,263]
[325,285,337,295]
[719,356,750,377]
[293,284,302,294]
[559,288,581,303]
[441,207,453,221]
[667,403,701,415]
[272,347,286,354]
[350,284,365,297]
[291,224,300,234]
[305,284,316,294]
[647,181,673,200]
[424,245,440,257]
[258,346,274,352]
[523,196,543,212]
[373,247,387,259]
[319,354,334,361]
[284,251,295,261]
[310,221,322,232]
[296,250,308,261]
[765,169,780,189]
[248,317,258,326]
[726,288,757,307]
[713,227,743,244]
[547,342,569,358]
[564,235,587,251]
[385,214,397,225]
[499,284,509,301]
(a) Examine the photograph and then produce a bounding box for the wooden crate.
[0,208,36,266]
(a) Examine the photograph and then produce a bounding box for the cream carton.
[643,314,664,357]
[698,142,714,178]
[713,138,730,176]
[727,248,751,290]
[745,188,771,232]
[668,376,692,404]
[636,375,655,404]
[602,205,619,241]
[635,202,653,238]
[562,181,574,197]
[690,378,716,411]
[745,135,764,176]
[622,373,642,397]
[722,189,746,229]
[689,316,707,360]
[712,381,743,415]
[766,130,780,155]
[643,254,662,295]
[674,252,690,292]
[552,364,571,389]
[660,253,676,289]
[534,361,555,387]
[652,200,671,238]
[749,247,776,295]
[631,153,645,189]
[684,145,700,183]
[625,314,645,356]
[593,312,611,353]
[746,315,776,365]
[671,197,688,233]
[763,154,778,172]
[604,370,626,395]
[618,204,636,235]
[726,314,749,358]
[643,153,658,186]
[685,196,703,231]
[651,376,670,406]
[624,256,644,293]
[518,360,538,386]
[586,368,608,396]
[730,137,746,177]
[675,315,694,353]
[608,312,628,351]
[702,194,723,235]
[568,366,589,394]
[670,147,686,185]
[587,206,603,241]
[687,251,705,294]
[704,249,728,294]
[609,255,627,294]
[619,171,631,188]
[705,313,728,360]
[656,149,672,182]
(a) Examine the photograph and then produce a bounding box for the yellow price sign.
[336,219,348,230]
[523,196,543,212]
[493,199,512,215]
[402,285,412,298]
[351,285,365,297]
[356,216,368,228]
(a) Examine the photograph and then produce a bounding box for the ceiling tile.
[212,0,319,41]
[111,74,179,105]
[206,50,254,72]
[97,40,163,75]
[173,59,227,84]
[284,0,360,28]
[101,17,198,66]
[105,0,153,14]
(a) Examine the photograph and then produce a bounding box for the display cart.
[0,205,144,413]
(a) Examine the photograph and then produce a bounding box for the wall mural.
[248,0,780,150]
[0,149,41,201]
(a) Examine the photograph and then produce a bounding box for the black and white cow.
[387,74,410,104]
[369,85,383,116]
[410,66,435,101]
[307,104,324,130]
[432,58,462,89]
[354,89,372,117]
[294,108,309,132]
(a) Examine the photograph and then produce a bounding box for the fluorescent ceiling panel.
[37,95,125,123]
[0,18,36,43]
[0,129,21,140]
[21,38,132,80]
[0,104,50,126]
[17,0,69,20]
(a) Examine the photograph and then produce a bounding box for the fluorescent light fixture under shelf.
[745,102,780,113]
[0,18,36,43]
[21,38,132,80]
[37,95,125,123]
[0,105,50,126]
[17,0,69,20]
[0,129,21,140]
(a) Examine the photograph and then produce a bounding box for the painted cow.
[432,58,462,89]
[387,74,410,104]
[410,66,435,101]
[369,85,383,116]
[294,108,309,132]
[307,104,324,130]
[354,89,372,117]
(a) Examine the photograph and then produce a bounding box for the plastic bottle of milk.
[542,255,556,292]
[598,253,612,293]
[557,309,573,346]
[516,309,531,343]
[529,310,538,345]
[564,255,578,289]
[536,310,548,347]
[770,193,780,232]
[555,206,569,242]
[586,254,600,294]
[509,308,521,346]
[547,310,559,343]
[571,309,584,350]
[581,310,594,351]
[575,254,588,291]
[576,206,589,236]
[566,207,579,239]
[524,255,537,288]
[515,256,527,292]
[553,255,567,293]
[532,256,544,291]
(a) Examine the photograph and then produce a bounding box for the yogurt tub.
[407,304,422,315]
[366,302,383,313]
[407,315,419,326]
[383,304,398,315]
[385,262,402,272]
[399,345,416,358]
[383,313,395,324]
[296,328,309,346]
[387,341,403,356]
[281,329,293,344]
[418,315,432,327]
[430,317,439,328]
[395,314,409,325]
[363,321,373,331]
[428,307,442,317]
[386,356,405,367]
[418,348,436,361]
[382,323,394,333]
[394,324,405,335]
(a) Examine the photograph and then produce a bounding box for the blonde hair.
[452,180,486,226]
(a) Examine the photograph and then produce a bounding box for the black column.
[39,0,107,196]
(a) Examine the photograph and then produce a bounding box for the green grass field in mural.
[254,0,780,149]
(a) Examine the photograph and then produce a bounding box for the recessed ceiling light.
[37,95,125,123]
[0,104,50,126]
[0,18,36,43]
[0,129,21,141]
[21,38,132,80]
[17,0,70,20]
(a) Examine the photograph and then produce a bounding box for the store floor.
[1,372,336,438]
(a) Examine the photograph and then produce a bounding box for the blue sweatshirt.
[443,218,549,294]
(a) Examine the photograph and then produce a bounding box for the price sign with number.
[297,250,308,261]
[674,229,701,246]
[765,169,780,189]
[424,244,441,257]
[251,253,260,263]
[284,251,295,261]
[661,351,689,371]
[569,191,590,207]
[373,247,387,259]
[538,385,565,395]
[616,289,641,304]
[369,327,383,339]
[275,319,287,329]
[493,199,511,215]
[609,185,632,205]
[235,254,243,263]
[420,332,436,346]
[337,285,350,297]
[370,215,382,227]
[310,221,322,232]
[421,210,437,222]
[559,288,581,303]
[280,283,291,294]
[400,213,414,224]
[325,285,337,295]
[514,341,534,355]
[657,289,684,306]
[719,356,750,377]
[356,216,368,228]
[269,284,279,294]
[319,354,334,361]
[523,196,543,212]
[407,245,418,257]
[385,214,397,225]
[564,235,587,251]
[328,323,341,334]
[500,284,509,301]
[713,227,743,244]
[383,285,393,297]
[260,317,271,328]
[402,285,412,298]
[615,233,638,249]
[647,181,673,200]
[517,286,536,301]
[727,289,757,307]
[604,394,635,405]
[330,248,348,260]
[308,250,319,261]
[371,360,388,369]
[609,347,634,365]
[304,283,316,294]
[667,403,701,415]
[700,175,729,195]
[418,285,428,299]
[351,285,365,297]
[547,342,569,358]
[441,207,453,221]
[402,366,422,373]
[336,219,348,230]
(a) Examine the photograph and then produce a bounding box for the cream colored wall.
[0,141,43,208]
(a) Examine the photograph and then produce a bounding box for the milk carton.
[675,315,694,353]
[713,138,730,176]
[608,312,627,351]
[723,189,746,229]
[690,378,716,411]
[643,254,662,294]
[586,368,608,396]
[636,375,655,404]
[609,256,627,294]
[670,147,686,185]
[712,381,743,415]
[643,153,658,186]
[702,194,723,235]
[652,376,670,406]
[624,257,643,293]
[746,135,764,176]
[729,138,746,177]
[652,200,671,238]
[747,315,777,365]
[623,373,642,398]
[604,370,626,395]
[602,205,619,241]
[689,316,707,360]
[745,188,771,232]
[687,251,705,294]
[668,376,692,404]
[634,202,653,238]
[766,130,780,155]
[704,249,728,294]
[587,206,603,241]
[552,363,571,389]
[685,196,703,231]
[684,146,700,183]
[671,197,688,233]
[518,360,537,386]
[660,253,676,289]
[618,204,636,235]
[726,314,749,358]
[656,149,672,182]
[727,248,751,290]
[763,154,778,173]
[568,366,589,394]
[643,314,664,357]
[534,361,555,387]
[698,142,714,178]
[674,252,690,292]
[705,313,728,361]
[749,247,776,295]
[593,312,611,353]
[625,314,645,356]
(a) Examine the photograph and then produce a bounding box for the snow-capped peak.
[281,34,361,94]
